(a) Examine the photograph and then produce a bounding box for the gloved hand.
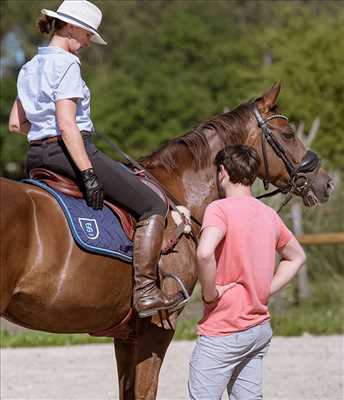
[80,168,104,210]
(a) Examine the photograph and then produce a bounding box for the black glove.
[80,168,104,210]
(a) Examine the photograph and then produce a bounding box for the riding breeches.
[26,134,168,220]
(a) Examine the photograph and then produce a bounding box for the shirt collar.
[38,46,81,65]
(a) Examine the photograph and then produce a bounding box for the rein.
[96,131,202,228]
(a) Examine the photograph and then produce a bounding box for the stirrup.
[159,266,191,313]
[136,298,184,319]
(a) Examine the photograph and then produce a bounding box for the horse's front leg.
[114,317,174,400]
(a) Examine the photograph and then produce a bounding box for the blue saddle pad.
[23,179,133,263]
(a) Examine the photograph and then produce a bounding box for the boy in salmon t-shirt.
[188,144,306,400]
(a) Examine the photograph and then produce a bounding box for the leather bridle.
[253,105,321,210]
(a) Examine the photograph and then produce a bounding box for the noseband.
[253,105,320,210]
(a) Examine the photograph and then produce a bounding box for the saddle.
[29,167,191,254]
[30,168,136,240]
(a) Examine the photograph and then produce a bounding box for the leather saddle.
[30,168,136,240]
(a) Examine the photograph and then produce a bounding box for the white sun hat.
[41,0,107,45]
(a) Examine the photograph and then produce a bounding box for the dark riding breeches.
[26,134,167,220]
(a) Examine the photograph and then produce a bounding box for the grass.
[0,330,113,348]
[1,278,343,347]
[271,304,343,336]
[0,322,199,348]
[175,300,344,340]
[1,303,342,348]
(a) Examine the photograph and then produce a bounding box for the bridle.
[253,105,321,210]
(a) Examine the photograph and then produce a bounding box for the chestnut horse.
[0,83,333,399]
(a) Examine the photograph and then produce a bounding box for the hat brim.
[41,8,107,45]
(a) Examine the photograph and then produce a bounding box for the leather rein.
[96,131,202,228]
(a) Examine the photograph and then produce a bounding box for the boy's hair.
[215,145,260,186]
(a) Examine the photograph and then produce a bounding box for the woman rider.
[9,0,184,318]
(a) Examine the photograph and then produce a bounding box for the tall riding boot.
[133,214,183,318]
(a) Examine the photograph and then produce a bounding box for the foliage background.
[0,0,343,337]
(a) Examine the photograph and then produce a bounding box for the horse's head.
[247,82,334,206]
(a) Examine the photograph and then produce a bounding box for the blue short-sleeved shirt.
[17,46,94,141]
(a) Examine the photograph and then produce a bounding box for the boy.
[188,144,306,400]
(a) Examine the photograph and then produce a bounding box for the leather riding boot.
[133,214,183,318]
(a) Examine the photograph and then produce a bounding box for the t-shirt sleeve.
[276,214,294,249]
[55,62,83,101]
[202,202,227,235]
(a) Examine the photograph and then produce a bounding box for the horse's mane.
[141,101,254,172]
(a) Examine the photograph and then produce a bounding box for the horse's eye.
[282,132,295,140]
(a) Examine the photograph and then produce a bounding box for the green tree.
[1,0,343,171]
[254,3,344,170]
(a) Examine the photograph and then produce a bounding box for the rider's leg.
[88,142,184,317]
[132,214,184,317]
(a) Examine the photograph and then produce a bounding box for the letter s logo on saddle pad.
[78,218,100,240]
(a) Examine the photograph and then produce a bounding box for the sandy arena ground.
[1,335,343,400]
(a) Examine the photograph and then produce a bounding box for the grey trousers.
[188,321,272,400]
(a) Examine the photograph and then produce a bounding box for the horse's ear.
[257,81,281,113]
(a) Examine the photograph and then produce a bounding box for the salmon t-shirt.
[197,196,294,336]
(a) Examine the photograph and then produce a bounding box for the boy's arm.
[271,237,306,296]
[197,226,225,302]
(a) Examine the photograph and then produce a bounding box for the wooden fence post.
[292,200,311,299]
[291,118,320,300]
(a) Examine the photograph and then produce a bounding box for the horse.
[0,83,333,399]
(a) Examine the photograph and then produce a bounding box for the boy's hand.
[202,283,237,310]
[216,283,237,298]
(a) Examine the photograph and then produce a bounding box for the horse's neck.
[178,165,218,223]
[150,130,225,223]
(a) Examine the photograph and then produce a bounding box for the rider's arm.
[270,237,306,296]
[9,98,31,135]
[197,226,225,303]
[56,98,92,171]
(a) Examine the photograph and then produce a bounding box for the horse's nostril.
[327,179,335,193]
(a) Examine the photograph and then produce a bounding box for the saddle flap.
[30,168,135,240]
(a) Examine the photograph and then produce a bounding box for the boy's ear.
[218,164,224,178]
[220,165,229,178]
